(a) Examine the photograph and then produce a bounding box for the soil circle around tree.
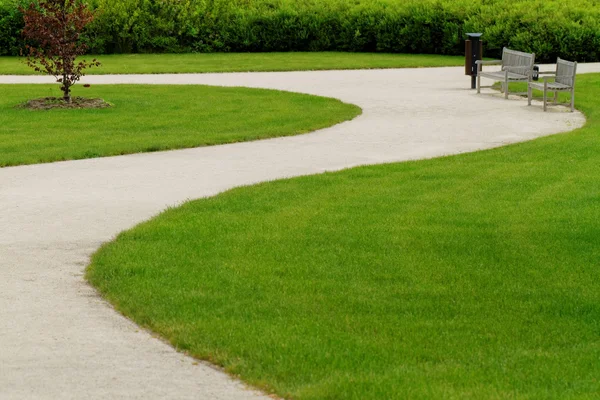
[18,96,113,110]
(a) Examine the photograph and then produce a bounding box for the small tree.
[21,0,100,103]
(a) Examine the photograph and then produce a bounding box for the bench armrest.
[539,75,574,86]
[540,75,575,85]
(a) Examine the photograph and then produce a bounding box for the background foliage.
[2,0,600,62]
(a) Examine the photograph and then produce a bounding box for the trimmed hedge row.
[0,0,23,56]
[2,0,600,62]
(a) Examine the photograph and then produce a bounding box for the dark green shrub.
[0,0,25,56]
[1,0,600,62]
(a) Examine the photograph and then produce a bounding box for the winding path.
[2,65,600,399]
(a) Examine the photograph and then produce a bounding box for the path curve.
[1,65,599,399]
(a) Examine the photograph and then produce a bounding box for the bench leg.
[571,88,575,112]
[504,71,509,99]
[543,81,548,112]
[527,84,532,106]
[554,91,558,104]
[477,74,481,94]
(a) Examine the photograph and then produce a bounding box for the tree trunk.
[62,77,71,103]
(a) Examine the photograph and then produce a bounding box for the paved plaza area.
[1,65,599,399]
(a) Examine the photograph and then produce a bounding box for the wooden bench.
[528,58,577,112]
[476,48,535,99]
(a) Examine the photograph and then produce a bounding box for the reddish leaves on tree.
[21,0,100,103]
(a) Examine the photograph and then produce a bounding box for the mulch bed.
[18,96,112,110]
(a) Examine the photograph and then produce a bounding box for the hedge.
[2,0,600,62]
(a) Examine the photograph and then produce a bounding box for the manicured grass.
[0,53,464,75]
[0,85,359,167]
[88,74,600,399]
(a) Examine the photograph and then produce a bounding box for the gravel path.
[1,65,599,399]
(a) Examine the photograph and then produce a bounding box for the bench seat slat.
[479,71,531,80]
[529,82,571,91]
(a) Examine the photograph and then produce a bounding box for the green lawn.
[87,73,600,400]
[0,84,359,167]
[0,52,464,75]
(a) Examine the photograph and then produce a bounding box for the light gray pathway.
[1,65,599,399]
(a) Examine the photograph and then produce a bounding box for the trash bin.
[532,65,539,81]
[465,33,483,89]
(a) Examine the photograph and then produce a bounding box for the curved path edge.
[1,64,600,399]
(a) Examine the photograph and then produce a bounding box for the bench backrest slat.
[556,57,577,87]
[501,47,535,76]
